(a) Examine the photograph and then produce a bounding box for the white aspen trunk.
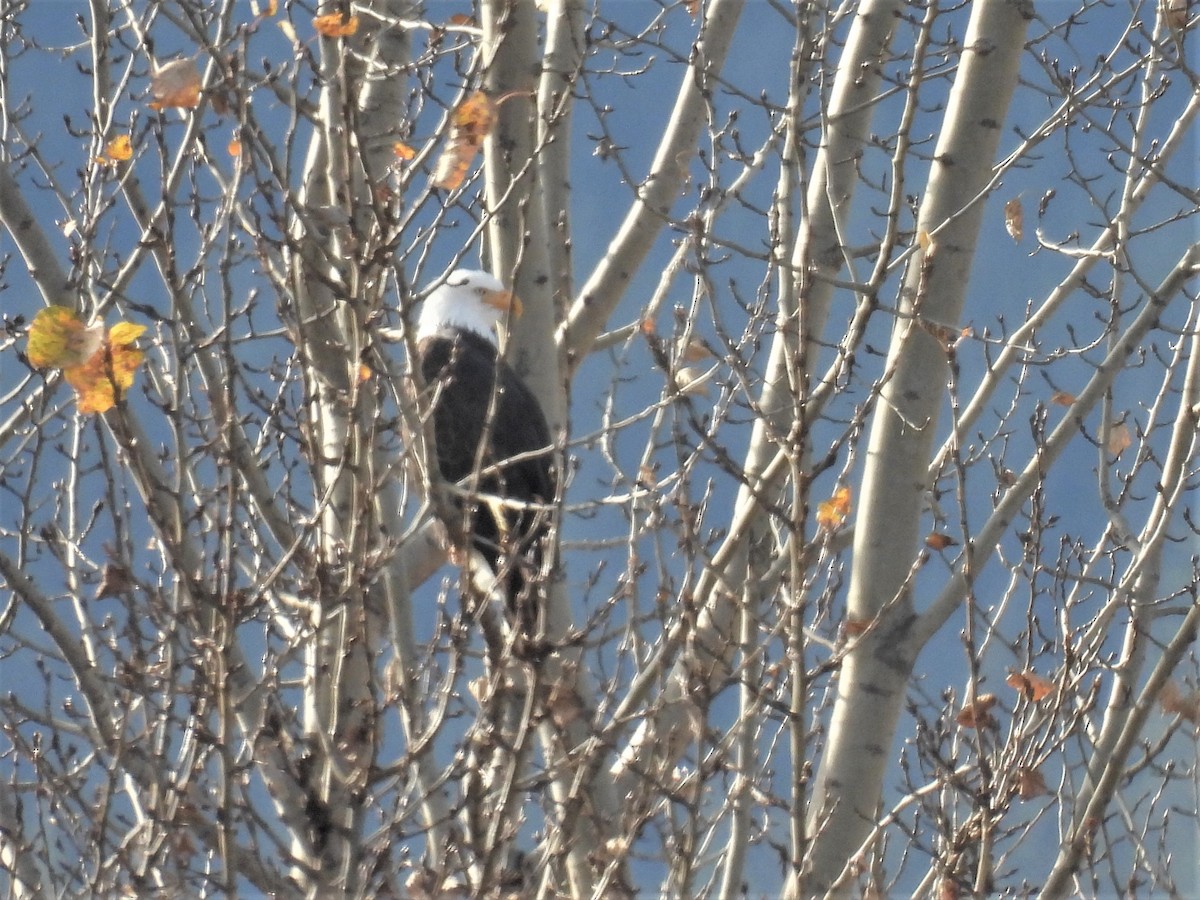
[612,0,901,812]
[797,2,1032,894]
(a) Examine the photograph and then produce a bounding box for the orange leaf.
[393,141,416,161]
[105,134,133,162]
[1050,390,1075,406]
[64,322,147,414]
[149,58,202,111]
[1016,766,1049,799]
[27,307,104,369]
[314,12,359,37]
[925,532,958,551]
[956,693,998,730]
[227,138,242,157]
[1006,670,1055,702]
[447,13,476,26]
[1004,197,1024,243]
[816,486,852,531]
[432,91,496,191]
[358,363,372,383]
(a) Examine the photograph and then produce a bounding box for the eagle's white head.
[416,269,523,344]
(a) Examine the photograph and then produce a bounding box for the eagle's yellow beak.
[481,287,524,319]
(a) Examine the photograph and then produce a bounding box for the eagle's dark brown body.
[418,327,556,613]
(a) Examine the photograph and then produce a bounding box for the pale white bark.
[611,0,901,818]
[799,3,1033,894]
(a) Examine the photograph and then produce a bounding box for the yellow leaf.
[64,322,146,414]
[816,486,852,531]
[108,322,147,346]
[105,134,132,162]
[1004,197,1024,243]
[27,306,104,369]
[149,58,202,111]
[432,91,496,191]
[314,13,359,37]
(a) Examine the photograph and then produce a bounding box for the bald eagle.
[413,269,556,625]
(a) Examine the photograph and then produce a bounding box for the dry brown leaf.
[432,91,496,191]
[96,563,133,599]
[844,617,870,638]
[1004,196,1024,243]
[1016,766,1049,799]
[1006,670,1055,702]
[925,532,958,551]
[149,58,202,111]
[921,319,968,351]
[684,0,702,17]
[1107,421,1132,457]
[1050,390,1076,406]
[1159,680,1200,724]
[546,678,584,728]
[681,338,711,362]
[956,693,998,730]
[1163,0,1189,31]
